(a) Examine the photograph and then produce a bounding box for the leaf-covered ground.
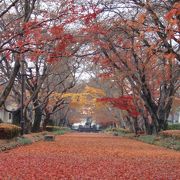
[0,133,179,179]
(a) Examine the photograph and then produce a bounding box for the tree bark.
[143,116,153,135]
[126,116,134,132]
[42,108,51,130]
[43,114,50,131]
[133,117,139,135]
[141,82,174,133]
[32,99,42,132]
[0,59,20,107]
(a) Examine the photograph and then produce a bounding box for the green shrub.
[17,137,32,145]
[167,124,180,130]
[0,123,21,139]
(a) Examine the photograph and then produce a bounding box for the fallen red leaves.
[0,133,179,179]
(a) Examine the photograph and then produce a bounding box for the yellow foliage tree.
[60,86,106,114]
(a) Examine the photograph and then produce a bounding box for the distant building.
[0,106,13,123]
[168,112,180,124]
[0,98,19,124]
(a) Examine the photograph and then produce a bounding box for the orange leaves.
[82,8,102,25]
[0,133,180,179]
[16,40,24,48]
[83,86,105,96]
[48,26,76,60]
[50,25,64,38]
[23,21,39,36]
[137,13,146,24]
[97,96,140,117]
[98,72,113,80]
[165,2,180,21]
[165,9,177,20]
[62,86,105,111]
[164,53,176,61]
[30,49,44,61]
[83,12,97,24]
[64,33,75,43]
[165,2,180,40]
[87,24,107,35]
[22,22,75,62]
[5,3,79,63]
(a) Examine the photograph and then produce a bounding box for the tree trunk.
[24,109,32,134]
[158,110,170,131]
[126,116,134,132]
[0,59,20,107]
[32,100,42,132]
[12,108,21,125]
[143,116,153,135]
[140,73,175,133]
[140,81,159,133]
[143,102,159,134]
[43,114,50,131]
[133,117,139,135]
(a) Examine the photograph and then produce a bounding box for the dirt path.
[0,132,179,179]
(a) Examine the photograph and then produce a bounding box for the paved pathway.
[0,133,179,179]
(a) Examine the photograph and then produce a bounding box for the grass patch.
[105,128,180,151]
[105,127,131,136]
[155,137,180,151]
[50,127,71,135]
[133,134,180,151]
[46,126,71,132]
[52,130,66,135]
[137,135,156,144]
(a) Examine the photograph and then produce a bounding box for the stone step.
[44,135,55,141]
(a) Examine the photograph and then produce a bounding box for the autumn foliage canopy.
[97,96,140,118]
[0,0,179,133]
